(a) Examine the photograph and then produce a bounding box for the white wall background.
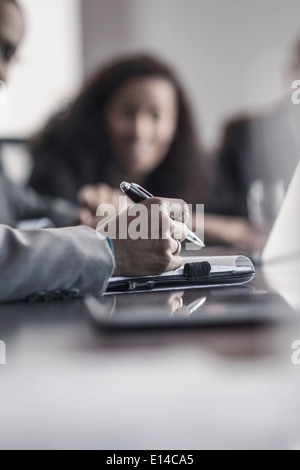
[0,0,83,138]
[81,0,300,150]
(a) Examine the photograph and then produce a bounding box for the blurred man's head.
[0,0,23,83]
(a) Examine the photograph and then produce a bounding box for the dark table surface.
[0,248,299,450]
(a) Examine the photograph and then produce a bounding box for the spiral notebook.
[106,255,255,294]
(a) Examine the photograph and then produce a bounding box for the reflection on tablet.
[86,289,295,330]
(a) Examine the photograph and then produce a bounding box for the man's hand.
[97,197,189,277]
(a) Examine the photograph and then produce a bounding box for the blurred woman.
[29,54,208,211]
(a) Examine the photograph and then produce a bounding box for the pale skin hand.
[203,214,268,251]
[78,183,133,229]
[97,197,189,277]
[77,183,133,229]
[78,183,132,213]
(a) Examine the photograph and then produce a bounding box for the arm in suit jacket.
[0,225,115,303]
[30,151,81,202]
[0,173,80,228]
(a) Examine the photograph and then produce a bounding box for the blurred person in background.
[0,0,188,302]
[206,36,300,250]
[29,54,209,210]
[31,53,256,247]
[0,0,100,228]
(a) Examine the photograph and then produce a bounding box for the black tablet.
[86,289,294,330]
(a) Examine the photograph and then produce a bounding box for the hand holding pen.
[120,182,205,249]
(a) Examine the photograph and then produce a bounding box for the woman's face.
[105,77,178,178]
[0,0,23,83]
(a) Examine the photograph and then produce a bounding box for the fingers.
[170,238,182,256]
[78,185,99,209]
[95,184,120,207]
[79,184,128,212]
[161,238,183,272]
[140,198,188,241]
[167,254,184,272]
[142,197,190,224]
[113,236,183,277]
[168,292,184,312]
[154,238,183,273]
[170,220,188,242]
[112,196,189,277]
[160,198,190,224]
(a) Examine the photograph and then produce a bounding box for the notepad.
[106,255,255,294]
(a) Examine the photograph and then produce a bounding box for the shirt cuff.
[106,236,115,256]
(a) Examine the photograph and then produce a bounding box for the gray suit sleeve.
[0,225,115,303]
[7,181,81,227]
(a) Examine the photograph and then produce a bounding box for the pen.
[187,296,207,314]
[120,182,205,248]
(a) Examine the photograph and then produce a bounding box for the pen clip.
[130,183,154,199]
